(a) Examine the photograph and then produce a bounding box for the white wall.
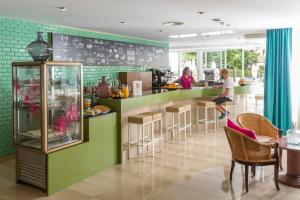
[292,25,300,127]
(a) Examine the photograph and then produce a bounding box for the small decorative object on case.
[133,80,142,96]
[96,76,111,98]
[26,32,53,61]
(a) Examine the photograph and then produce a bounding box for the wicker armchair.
[237,113,282,140]
[237,113,283,170]
[224,126,280,192]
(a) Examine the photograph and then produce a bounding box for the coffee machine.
[203,68,219,82]
[149,69,173,89]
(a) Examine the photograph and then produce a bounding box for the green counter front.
[45,85,252,195]
[47,112,118,195]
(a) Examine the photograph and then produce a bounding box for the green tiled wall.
[0,17,169,157]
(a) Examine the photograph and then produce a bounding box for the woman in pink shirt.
[180,67,195,89]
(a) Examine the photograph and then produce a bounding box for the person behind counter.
[180,67,195,89]
[212,68,234,119]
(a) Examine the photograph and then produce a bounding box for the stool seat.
[221,101,235,106]
[197,101,216,107]
[141,112,163,121]
[255,95,264,100]
[128,114,152,124]
[166,104,191,113]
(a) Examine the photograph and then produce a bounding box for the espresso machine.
[203,68,220,86]
[149,69,173,89]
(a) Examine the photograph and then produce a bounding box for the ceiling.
[1,0,299,49]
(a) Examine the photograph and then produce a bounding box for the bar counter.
[99,85,252,161]
[42,85,252,194]
[100,85,251,112]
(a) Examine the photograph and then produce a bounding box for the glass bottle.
[26,32,53,61]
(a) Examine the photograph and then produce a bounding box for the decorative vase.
[26,32,53,61]
[96,76,111,98]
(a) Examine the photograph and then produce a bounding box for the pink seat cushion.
[227,119,257,140]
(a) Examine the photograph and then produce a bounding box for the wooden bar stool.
[141,112,163,146]
[166,104,192,140]
[196,101,217,133]
[128,114,154,161]
[255,94,264,112]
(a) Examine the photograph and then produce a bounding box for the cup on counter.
[204,82,208,88]
[121,85,130,98]
[84,98,92,109]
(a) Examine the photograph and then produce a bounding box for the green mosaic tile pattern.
[0,17,169,157]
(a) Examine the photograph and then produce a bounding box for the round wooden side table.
[276,137,300,187]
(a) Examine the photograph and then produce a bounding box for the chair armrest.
[245,140,275,162]
[278,129,283,137]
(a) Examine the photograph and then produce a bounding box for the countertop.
[97,85,252,113]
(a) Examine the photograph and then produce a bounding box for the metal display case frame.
[12,61,84,154]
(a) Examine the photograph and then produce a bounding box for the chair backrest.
[224,126,249,162]
[237,113,279,138]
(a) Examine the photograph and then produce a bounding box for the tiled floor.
[2,93,299,200]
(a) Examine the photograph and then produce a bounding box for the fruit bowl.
[239,79,247,86]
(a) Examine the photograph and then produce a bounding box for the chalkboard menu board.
[51,33,169,67]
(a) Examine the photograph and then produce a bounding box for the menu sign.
[51,33,169,67]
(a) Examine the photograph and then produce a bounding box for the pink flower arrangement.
[30,103,39,113]
[66,105,79,122]
[54,116,70,135]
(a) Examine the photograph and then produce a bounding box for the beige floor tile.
[36,189,92,200]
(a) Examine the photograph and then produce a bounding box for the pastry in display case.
[12,61,83,153]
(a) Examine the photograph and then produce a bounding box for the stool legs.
[153,118,163,152]
[177,112,181,141]
[204,107,208,133]
[184,111,187,139]
[151,122,154,157]
[167,110,191,141]
[128,124,131,159]
[160,119,163,150]
[255,99,258,112]
[197,106,216,133]
[141,124,144,161]
[172,113,175,138]
[128,122,154,161]
[214,107,217,132]
[217,104,236,127]
[189,109,192,136]
[196,106,199,129]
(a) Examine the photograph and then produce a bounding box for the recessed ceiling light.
[168,33,198,38]
[163,21,184,26]
[120,21,127,24]
[197,11,205,15]
[200,30,235,36]
[212,18,222,22]
[56,6,67,11]
[159,30,163,33]
[220,22,225,25]
[226,24,231,27]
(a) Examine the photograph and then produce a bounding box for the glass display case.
[12,61,83,153]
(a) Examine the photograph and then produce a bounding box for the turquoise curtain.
[264,28,293,133]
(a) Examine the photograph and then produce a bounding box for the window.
[169,52,179,79]
[181,52,198,80]
[206,51,225,68]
